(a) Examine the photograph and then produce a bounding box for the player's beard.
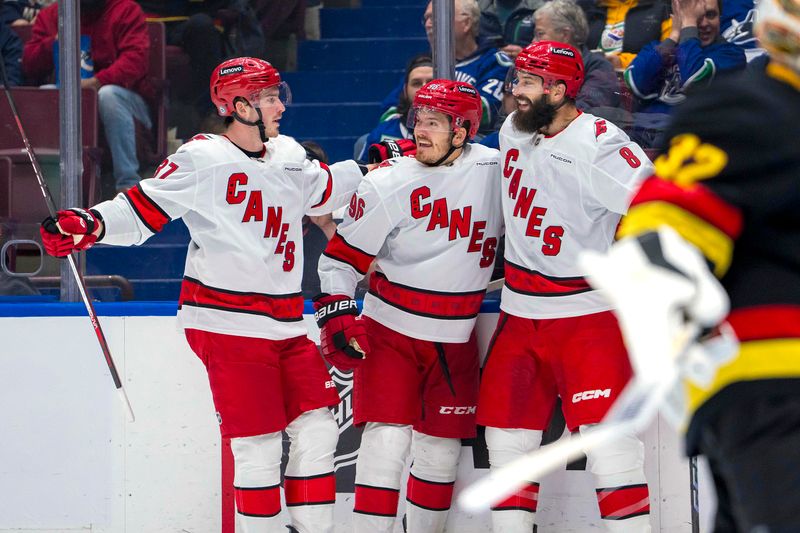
[512,95,558,134]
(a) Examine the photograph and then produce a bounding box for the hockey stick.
[0,51,135,422]
[690,455,700,533]
[458,322,697,512]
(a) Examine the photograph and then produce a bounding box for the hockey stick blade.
[459,322,698,512]
[459,373,677,512]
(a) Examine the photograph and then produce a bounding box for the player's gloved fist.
[39,208,100,257]
[367,138,416,163]
[313,293,370,371]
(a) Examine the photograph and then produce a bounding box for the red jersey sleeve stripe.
[124,184,171,233]
[727,305,800,342]
[310,162,334,209]
[323,232,375,275]
[629,177,743,239]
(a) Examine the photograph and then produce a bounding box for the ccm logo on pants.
[439,406,477,414]
[572,389,611,403]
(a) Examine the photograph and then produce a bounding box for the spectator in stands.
[356,54,433,161]
[624,0,745,145]
[577,0,672,71]
[380,0,513,136]
[533,0,619,110]
[253,0,305,71]
[1,1,41,27]
[23,0,154,194]
[720,0,763,62]
[0,22,22,86]
[478,0,544,60]
[137,1,230,139]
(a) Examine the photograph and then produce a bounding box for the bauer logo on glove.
[313,293,370,370]
[39,208,102,257]
[367,138,417,164]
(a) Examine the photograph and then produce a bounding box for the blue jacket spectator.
[0,23,23,86]
[624,0,745,114]
[720,0,763,62]
[358,55,433,161]
[478,0,545,59]
[380,45,512,135]
[380,0,513,135]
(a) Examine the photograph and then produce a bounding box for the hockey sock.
[405,431,461,533]
[230,431,284,533]
[485,427,543,533]
[284,408,338,533]
[579,424,651,532]
[353,423,412,533]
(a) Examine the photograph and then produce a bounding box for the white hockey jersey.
[93,133,364,340]
[499,111,654,318]
[318,144,503,343]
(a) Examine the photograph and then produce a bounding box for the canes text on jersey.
[226,172,296,271]
[409,186,497,267]
[503,149,564,256]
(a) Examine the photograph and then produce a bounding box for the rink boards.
[0,303,715,532]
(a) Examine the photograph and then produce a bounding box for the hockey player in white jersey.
[476,41,655,532]
[39,57,368,533]
[315,79,503,532]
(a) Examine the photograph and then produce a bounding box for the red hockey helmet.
[210,57,291,117]
[514,41,585,99]
[407,79,483,139]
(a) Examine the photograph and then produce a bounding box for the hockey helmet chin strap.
[415,132,466,167]
[232,97,269,143]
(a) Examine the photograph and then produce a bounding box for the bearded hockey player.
[315,79,503,532]
[584,0,800,529]
[39,57,368,533]
[476,41,655,532]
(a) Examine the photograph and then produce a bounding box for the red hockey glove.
[313,294,370,370]
[367,138,416,163]
[39,208,101,257]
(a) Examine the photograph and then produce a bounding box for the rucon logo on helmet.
[219,65,244,76]
[551,47,576,57]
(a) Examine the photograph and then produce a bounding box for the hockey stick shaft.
[0,52,135,422]
[458,375,670,512]
[690,455,700,532]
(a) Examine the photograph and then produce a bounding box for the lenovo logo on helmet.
[219,65,244,76]
[551,47,575,58]
[456,85,477,95]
